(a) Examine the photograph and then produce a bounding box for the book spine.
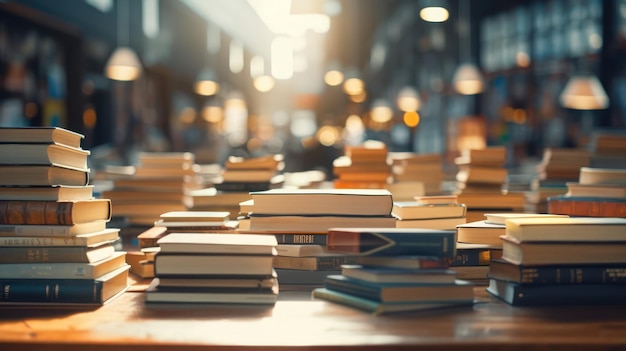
[505,266,626,285]
[0,236,88,247]
[0,262,95,279]
[0,201,74,225]
[0,225,74,237]
[547,197,626,217]
[273,256,358,270]
[274,233,327,245]
[0,247,88,263]
[373,232,456,259]
[450,249,503,266]
[0,279,102,303]
[323,277,382,301]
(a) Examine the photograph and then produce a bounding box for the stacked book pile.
[312,227,475,314]
[102,152,205,226]
[391,195,466,230]
[454,146,525,222]
[487,217,626,306]
[547,167,626,218]
[387,152,445,197]
[589,132,626,168]
[145,232,279,305]
[127,210,237,279]
[527,148,590,213]
[0,127,129,306]
[333,140,391,189]
[242,188,396,288]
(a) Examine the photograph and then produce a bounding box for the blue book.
[326,228,456,259]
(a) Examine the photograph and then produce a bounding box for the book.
[311,287,474,315]
[0,251,127,279]
[137,226,168,248]
[0,185,94,201]
[0,220,108,237]
[395,216,467,230]
[487,278,626,306]
[249,215,396,233]
[221,169,277,182]
[249,188,393,216]
[154,254,275,277]
[340,265,457,284]
[272,254,359,271]
[323,274,475,303]
[0,242,116,263]
[455,220,505,246]
[125,251,155,279]
[391,202,467,220]
[188,188,252,207]
[500,236,626,265]
[547,196,626,217]
[455,192,526,210]
[354,255,449,269]
[224,154,284,170]
[275,268,340,286]
[414,195,458,205]
[579,167,626,185]
[504,217,626,242]
[159,210,230,223]
[0,265,129,305]
[0,127,83,148]
[565,182,626,198]
[483,213,569,225]
[157,233,277,255]
[156,272,277,289]
[456,166,508,185]
[0,199,112,225]
[272,232,328,245]
[145,278,278,305]
[0,143,90,169]
[275,244,326,257]
[0,228,120,247]
[326,228,456,259]
[0,165,89,186]
[488,258,626,285]
[452,243,502,266]
[455,147,506,166]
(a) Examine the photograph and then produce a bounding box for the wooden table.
[1,286,626,351]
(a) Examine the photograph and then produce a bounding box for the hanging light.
[105,0,142,81]
[396,86,421,112]
[452,0,484,95]
[195,67,220,96]
[324,60,344,87]
[419,0,449,23]
[559,75,609,110]
[342,66,364,96]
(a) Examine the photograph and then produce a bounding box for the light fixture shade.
[105,47,142,81]
[452,63,484,95]
[396,86,421,112]
[195,67,220,96]
[559,75,609,110]
[419,0,449,22]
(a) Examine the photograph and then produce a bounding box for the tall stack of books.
[527,148,590,213]
[547,167,626,218]
[102,152,205,226]
[312,227,475,314]
[333,140,391,189]
[487,217,626,306]
[0,127,129,306]
[454,146,525,222]
[388,152,445,197]
[392,195,466,230]
[145,232,279,305]
[243,188,396,288]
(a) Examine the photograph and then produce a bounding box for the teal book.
[488,259,626,285]
[326,228,456,259]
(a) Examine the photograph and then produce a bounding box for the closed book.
[483,213,569,225]
[156,272,277,289]
[504,217,626,242]
[157,233,277,255]
[0,251,127,279]
[215,181,273,192]
[0,228,120,247]
[0,220,108,237]
[565,182,626,198]
[154,254,275,277]
[395,216,467,230]
[272,233,327,245]
[276,244,325,257]
[451,243,502,266]
[579,167,626,185]
[137,226,168,249]
[225,154,283,170]
[326,228,456,259]
[159,211,230,223]
[455,220,506,246]
[355,255,449,269]
[487,278,626,306]
[547,196,626,217]
[341,265,457,284]
[323,274,474,303]
[392,202,467,220]
[312,287,474,315]
[249,188,393,216]
[0,127,83,148]
[0,265,129,305]
[0,242,116,263]
[145,278,278,305]
[456,192,526,210]
[0,143,90,169]
[488,259,626,285]
[0,165,89,186]
[0,199,112,225]
[249,215,396,233]
[0,185,94,201]
[272,254,358,271]
[275,268,340,285]
[456,166,508,185]
[221,169,276,182]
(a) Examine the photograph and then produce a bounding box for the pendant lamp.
[105,0,142,81]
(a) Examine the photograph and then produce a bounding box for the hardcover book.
[0,251,127,279]
[156,233,277,255]
[272,254,358,271]
[483,213,569,225]
[0,242,116,263]
[0,228,120,247]
[0,143,90,169]
[340,265,457,284]
[0,127,84,148]
[145,278,278,305]
[0,165,89,187]
[547,196,626,217]
[578,167,626,185]
[275,244,326,257]
[504,217,626,242]
[0,199,112,225]
[455,220,505,246]
[154,254,275,277]
[391,202,467,220]
[354,255,449,269]
[0,185,94,201]
[0,220,108,237]
[248,214,396,233]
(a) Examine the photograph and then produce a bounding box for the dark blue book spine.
[490,262,626,285]
[323,275,384,301]
[0,279,101,303]
[368,231,456,259]
[274,233,327,245]
[451,248,502,266]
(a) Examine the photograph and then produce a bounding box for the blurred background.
[0,0,623,175]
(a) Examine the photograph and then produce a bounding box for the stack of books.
[0,127,129,306]
[547,167,626,217]
[487,217,626,306]
[388,152,445,197]
[454,146,525,222]
[589,132,626,168]
[527,148,590,212]
[333,140,391,189]
[145,232,279,305]
[102,152,205,226]
[391,195,466,229]
[312,227,475,314]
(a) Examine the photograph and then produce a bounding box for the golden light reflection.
[194,80,220,96]
[247,137,263,153]
[324,70,344,86]
[202,106,223,123]
[254,75,275,92]
[403,111,420,127]
[180,107,196,124]
[83,107,97,128]
[317,126,340,146]
[349,91,367,103]
[343,78,364,96]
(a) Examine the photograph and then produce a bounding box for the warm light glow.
[452,63,484,95]
[403,111,420,127]
[396,87,421,112]
[271,36,294,79]
[516,52,530,68]
[202,106,223,123]
[349,91,367,103]
[370,99,393,123]
[343,78,364,96]
[83,107,97,128]
[253,75,275,92]
[513,109,526,124]
[324,70,344,86]
[317,126,340,146]
[194,80,220,96]
[250,56,265,78]
[229,41,244,74]
[290,110,317,138]
[343,114,365,145]
[105,47,142,81]
[180,107,196,124]
[560,75,609,110]
[24,102,37,119]
[420,7,449,22]
[247,137,263,152]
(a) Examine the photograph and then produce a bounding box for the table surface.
[1,282,626,351]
